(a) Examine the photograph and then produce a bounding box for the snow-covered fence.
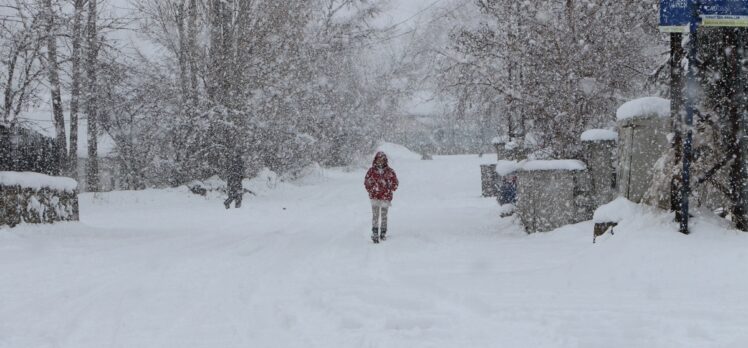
[616,97,670,203]
[581,129,618,207]
[515,160,593,233]
[0,172,79,227]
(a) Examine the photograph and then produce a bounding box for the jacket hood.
[373,151,389,167]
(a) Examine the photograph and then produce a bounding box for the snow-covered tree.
[436,0,663,158]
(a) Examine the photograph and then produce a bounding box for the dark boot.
[371,227,379,244]
[379,229,387,241]
[224,199,231,209]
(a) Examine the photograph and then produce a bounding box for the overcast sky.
[376,0,444,31]
[17,0,449,140]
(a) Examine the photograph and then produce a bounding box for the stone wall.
[0,173,79,228]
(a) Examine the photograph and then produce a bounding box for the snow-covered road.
[2,152,748,347]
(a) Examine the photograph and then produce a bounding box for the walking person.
[364,151,399,243]
[224,153,245,209]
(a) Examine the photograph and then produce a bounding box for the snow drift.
[376,142,422,161]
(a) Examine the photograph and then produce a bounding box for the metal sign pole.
[741,30,748,231]
[680,2,699,235]
[661,0,748,234]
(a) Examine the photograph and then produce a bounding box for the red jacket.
[365,152,399,201]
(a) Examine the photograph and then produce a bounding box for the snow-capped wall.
[495,160,520,176]
[0,172,78,192]
[0,172,79,227]
[616,99,671,204]
[519,160,587,172]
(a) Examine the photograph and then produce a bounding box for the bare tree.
[68,0,85,177]
[85,0,99,191]
[41,0,67,174]
[440,0,662,158]
[1,3,44,125]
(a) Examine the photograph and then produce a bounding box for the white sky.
[376,0,446,31]
[14,0,448,147]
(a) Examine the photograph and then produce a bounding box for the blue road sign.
[660,0,694,32]
[700,0,748,27]
[660,0,748,31]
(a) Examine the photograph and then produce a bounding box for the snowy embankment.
[1,149,748,347]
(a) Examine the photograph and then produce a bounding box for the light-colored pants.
[372,205,389,230]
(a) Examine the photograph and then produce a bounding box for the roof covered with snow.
[0,171,78,192]
[616,97,670,121]
[581,129,618,142]
[519,160,587,172]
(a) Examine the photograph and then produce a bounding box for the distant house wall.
[76,157,123,192]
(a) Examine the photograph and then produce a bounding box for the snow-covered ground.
[2,152,748,347]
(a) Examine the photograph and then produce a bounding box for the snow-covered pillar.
[491,136,507,160]
[581,129,618,208]
[616,97,671,204]
[480,164,499,197]
[515,160,590,233]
